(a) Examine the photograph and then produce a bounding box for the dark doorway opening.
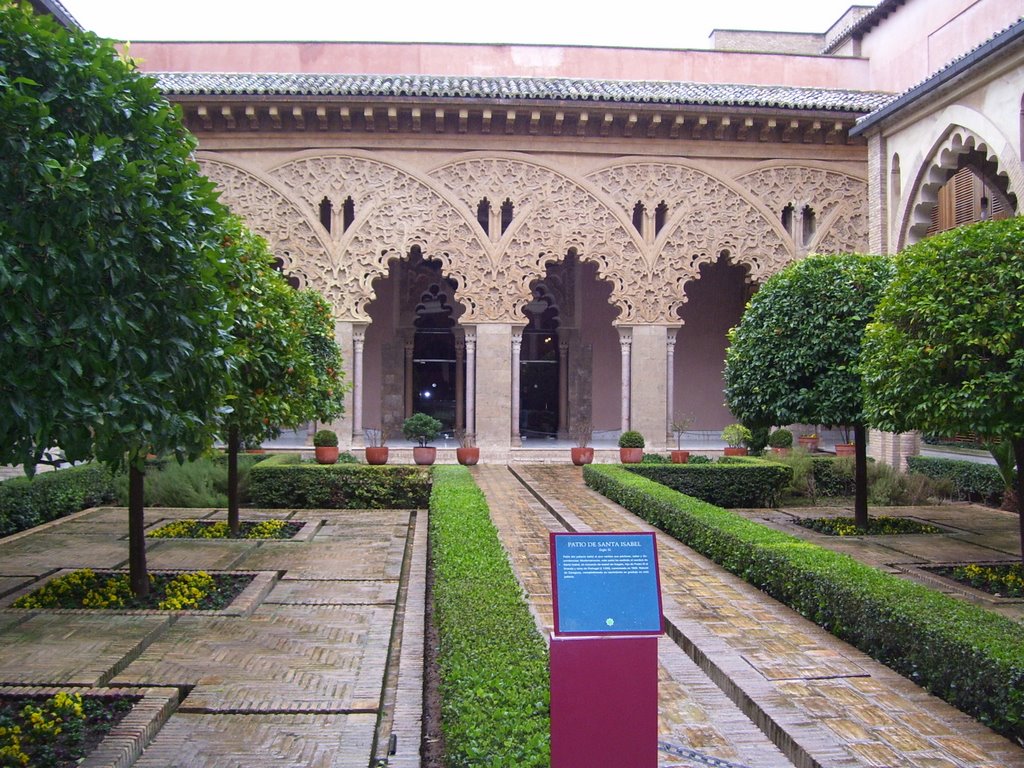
[413,284,458,432]
[520,286,559,437]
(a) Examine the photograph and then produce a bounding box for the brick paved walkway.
[478,465,1024,768]
[0,506,426,768]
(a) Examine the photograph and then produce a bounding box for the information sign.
[550,531,663,635]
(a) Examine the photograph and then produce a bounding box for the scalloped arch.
[900,125,1019,247]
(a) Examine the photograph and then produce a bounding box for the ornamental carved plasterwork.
[269,155,485,321]
[587,162,794,296]
[431,158,660,322]
[734,165,868,255]
[198,157,326,294]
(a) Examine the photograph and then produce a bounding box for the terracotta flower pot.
[771,446,792,456]
[571,447,594,466]
[834,443,856,457]
[456,447,480,466]
[619,447,643,464]
[797,437,819,452]
[670,450,690,464]
[365,446,389,465]
[412,446,436,465]
[315,446,339,465]
[723,446,748,456]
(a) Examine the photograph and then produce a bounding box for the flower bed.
[149,518,300,539]
[796,516,941,536]
[930,563,1024,598]
[0,691,136,768]
[12,569,253,611]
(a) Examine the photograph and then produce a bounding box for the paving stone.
[235,538,406,580]
[112,605,393,712]
[0,614,171,685]
[132,712,377,768]
[0,576,33,598]
[144,539,258,570]
[0,533,129,574]
[266,579,399,605]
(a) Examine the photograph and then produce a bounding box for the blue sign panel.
[550,532,663,635]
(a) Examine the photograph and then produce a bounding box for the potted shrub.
[313,429,339,464]
[403,413,443,465]
[670,412,693,464]
[798,432,819,452]
[618,430,645,464]
[768,428,793,455]
[570,421,594,466]
[834,426,855,456]
[455,429,479,466]
[721,423,751,456]
[364,427,388,465]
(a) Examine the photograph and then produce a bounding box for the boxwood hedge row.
[583,464,1024,743]
[626,458,791,507]
[906,456,1004,505]
[429,466,549,767]
[0,464,116,537]
[248,462,430,508]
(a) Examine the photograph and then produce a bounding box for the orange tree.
[217,217,347,534]
[0,5,237,595]
[724,253,894,528]
[862,217,1024,560]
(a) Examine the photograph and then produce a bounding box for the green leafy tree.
[724,253,894,527]
[0,5,238,595]
[861,217,1024,558]
[216,218,347,534]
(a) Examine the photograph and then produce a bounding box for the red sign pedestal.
[549,633,659,768]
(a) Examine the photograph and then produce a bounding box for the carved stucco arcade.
[198,151,868,323]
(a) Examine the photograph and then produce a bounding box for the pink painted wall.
[859,0,1024,93]
[577,261,621,432]
[129,41,870,90]
[674,258,749,431]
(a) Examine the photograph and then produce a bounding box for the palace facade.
[124,0,1021,460]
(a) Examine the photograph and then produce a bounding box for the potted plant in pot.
[364,427,388,465]
[313,429,339,464]
[618,430,645,463]
[797,432,819,452]
[768,428,793,455]
[833,426,855,456]
[455,429,479,466]
[721,423,751,456]
[403,413,443,465]
[670,412,693,464]
[570,421,594,466]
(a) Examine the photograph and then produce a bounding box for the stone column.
[474,324,513,455]
[558,340,569,438]
[511,327,524,447]
[868,428,921,472]
[618,327,632,433]
[630,325,668,450]
[455,339,465,431]
[332,320,354,449]
[351,324,366,445]
[465,327,477,436]
[666,328,678,441]
[403,342,414,418]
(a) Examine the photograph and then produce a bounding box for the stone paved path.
[0,506,425,768]
[477,465,1024,768]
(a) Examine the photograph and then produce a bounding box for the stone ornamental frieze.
[198,151,868,324]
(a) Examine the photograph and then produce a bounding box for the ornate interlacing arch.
[901,125,1019,247]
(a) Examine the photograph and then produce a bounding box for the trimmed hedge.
[430,466,549,767]
[583,464,1024,743]
[626,458,791,507]
[906,456,1003,505]
[0,464,116,537]
[248,463,430,508]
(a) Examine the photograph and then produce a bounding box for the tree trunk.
[228,424,240,537]
[128,464,149,598]
[854,423,869,530]
[1013,438,1024,567]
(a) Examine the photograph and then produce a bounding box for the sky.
[59,0,866,50]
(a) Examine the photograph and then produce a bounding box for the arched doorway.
[520,285,560,438]
[412,284,458,432]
